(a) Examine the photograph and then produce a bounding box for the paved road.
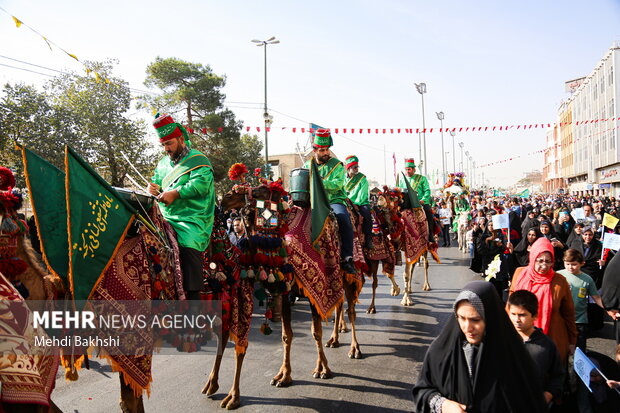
[52,246,617,412]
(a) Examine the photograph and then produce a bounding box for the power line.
[0,62,54,77]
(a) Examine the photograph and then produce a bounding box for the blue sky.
[1,0,619,187]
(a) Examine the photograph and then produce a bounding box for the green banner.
[401,172,421,209]
[516,188,530,198]
[21,146,68,284]
[65,146,136,301]
[310,158,332,251]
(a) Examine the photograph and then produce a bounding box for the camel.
[356,195,401,315]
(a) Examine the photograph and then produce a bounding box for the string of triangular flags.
[1,6,110,83]
[237,117,620,135]
[479,124,620,168]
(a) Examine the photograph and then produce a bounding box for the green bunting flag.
[401,172,421,209]
[65,146,136,302]
[21,146,69,284]
[310,158,332,251]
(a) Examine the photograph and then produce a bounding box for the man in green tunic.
[148,113,215,299]
[303,129,357,274]
[396,158,436,243]
[344,155,374,250]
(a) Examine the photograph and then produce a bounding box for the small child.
[465,222,475,259]
[557,248,605,351]
[507,290,564,405]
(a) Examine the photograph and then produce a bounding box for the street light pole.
[465,151,470,184]
[436,111,445,184]
[449,130,456,173]
[415,83,427,176]
[252,36,280,177]
[458,142,464,172]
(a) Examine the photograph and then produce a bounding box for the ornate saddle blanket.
[285,206,343,319]
[401,208,430,264]
[0,272,59,407]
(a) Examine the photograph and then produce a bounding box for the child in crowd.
[507,290,565,406]
[465,221,475,259]
[557,249,605,351]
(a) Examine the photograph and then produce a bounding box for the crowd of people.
[414,190,620,412]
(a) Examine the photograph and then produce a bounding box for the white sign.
[571,208,585,222]
[603,233,620,251]
[492,213,510,230]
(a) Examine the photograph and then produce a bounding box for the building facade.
[543,123,564,193]
[564,42,620,197]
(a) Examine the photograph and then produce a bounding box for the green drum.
[289,168,310,203]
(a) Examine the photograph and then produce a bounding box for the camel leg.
[119,373,145,413]
[310,304,332,379]
[337,301,348,333]
[422,253,432,291]
[345,281,362,359]
[202,329,229,397]
[366,260,378,314]
[387,273,400,296]
[271,294,293,387]
[326,301,342,348]
[401,262,414,306]
[220,349,245,410]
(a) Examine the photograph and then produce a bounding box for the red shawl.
[512,237,555,333]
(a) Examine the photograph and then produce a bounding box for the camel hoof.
[391,286,400,296]
[349,349,363,359]
[312,371,321,379]
[423,284,431,291]
[325,339,340,348]
[202,381,219,397]
[339,326,348,333]
[320,371,332,379]
[401,295,413,306]
[274,379,291,388]
[220,394,240,410]
[366,307,376,314]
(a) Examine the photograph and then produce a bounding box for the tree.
[0,83,82,187]
[142,57,263,195]
[47,59,155,187]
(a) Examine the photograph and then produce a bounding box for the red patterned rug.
[401,208,431,264]
[85,205,180,397]
[285,207,343,319]
[0,272,59,407]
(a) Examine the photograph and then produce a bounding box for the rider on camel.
[396,158,436,244]
[303,129,357,275]
[148,113,215,300]
[344,155,374,250]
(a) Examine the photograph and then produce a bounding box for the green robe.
[345,172,369,206]
[152,149,215,251]
[397,173,431,205]
[303,157,347,205]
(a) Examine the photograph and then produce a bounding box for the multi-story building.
[543,122,564,193]
[564,42,620,197]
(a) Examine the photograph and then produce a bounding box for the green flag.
[65,146,136,301]
[400,172,421,209]
[516,188,530,198]
[310,159,332,251]
[21,146,69,284]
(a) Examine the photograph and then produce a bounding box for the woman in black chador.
[412,281,547,413]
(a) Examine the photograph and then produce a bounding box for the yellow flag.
[42,36,53,51]
[602,213,619,229]
[94,72,101,83]
[12,16,23,28]
[66,52,78,61]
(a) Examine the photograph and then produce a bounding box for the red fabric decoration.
[254,168,261,177]
[0,167,15,191]
[228,163,248,181]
